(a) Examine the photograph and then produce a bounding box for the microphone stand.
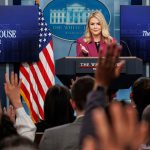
[67,41,76,56]
[120,40,132,56]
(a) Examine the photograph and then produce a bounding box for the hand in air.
[4,72,22,109]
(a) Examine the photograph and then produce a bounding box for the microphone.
[67,40,76,56]
[120,40,132,56]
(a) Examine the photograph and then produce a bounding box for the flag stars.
[40,28,43,31]
[44,33,47,37]
[38,8,52,50]
[43,38,46,42]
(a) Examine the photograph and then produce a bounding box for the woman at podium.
[76,11,115,57]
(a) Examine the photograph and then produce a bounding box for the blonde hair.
[84,10,111,43]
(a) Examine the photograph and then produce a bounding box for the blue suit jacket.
[79,89,107,147]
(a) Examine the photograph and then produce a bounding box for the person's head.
[142,104,150,145]
[0,102,2,117]
[44,84,74,127]
[0,114,18,142]
[84,10,110,43]
[71,76,94,114]
[131,77,150,120]
[142,104,150,123]
[0,136,38,150]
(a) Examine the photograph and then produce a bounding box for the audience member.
[130,77,150,120]
[4,72,36,141]
[0,135,38,150]
[0,101,2,116]
[0,113,18,142]
[36,84,75,132]
[3,105,16,123]
[140,104,150,149]
[0,90,18,142]
[142,104,150,123]
[39,76,94,150]
[82,103,148,150]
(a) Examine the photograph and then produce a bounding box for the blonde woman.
[76,10,115,57]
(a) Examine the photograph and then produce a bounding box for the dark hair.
[142,104,150,145]
[0,136,38,150]
[132,77,150,119]
[71,76,94,111]
[0,114,18,142]
[44,85,74,127]
[142,104,150,123]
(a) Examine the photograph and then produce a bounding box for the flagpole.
[5,0,10,108]
[35,0,40,5]
[5,0,8,5]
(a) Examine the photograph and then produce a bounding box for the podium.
[55,57,143,89]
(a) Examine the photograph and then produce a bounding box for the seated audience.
[36,85,75,132]
[130,77,150,120]
[0,135,38,150]
[39,76,94,150]
[4,72,36,141]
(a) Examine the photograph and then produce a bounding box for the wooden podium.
[55,57,143,89]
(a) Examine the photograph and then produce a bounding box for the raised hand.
[83,103,148,150]
[3,105,16,123]
[94,42,125,90]
[70,77,79,89]
[4,72,22,109]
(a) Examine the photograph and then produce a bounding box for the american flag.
[19,7,55,122]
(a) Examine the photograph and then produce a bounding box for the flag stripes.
[20,7,55,122]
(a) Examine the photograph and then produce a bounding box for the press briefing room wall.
[0,0,149,109]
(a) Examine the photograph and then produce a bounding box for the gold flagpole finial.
[35,0,40,5]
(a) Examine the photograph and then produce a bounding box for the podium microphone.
[120,40,132,56]
[67,40,76,56]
